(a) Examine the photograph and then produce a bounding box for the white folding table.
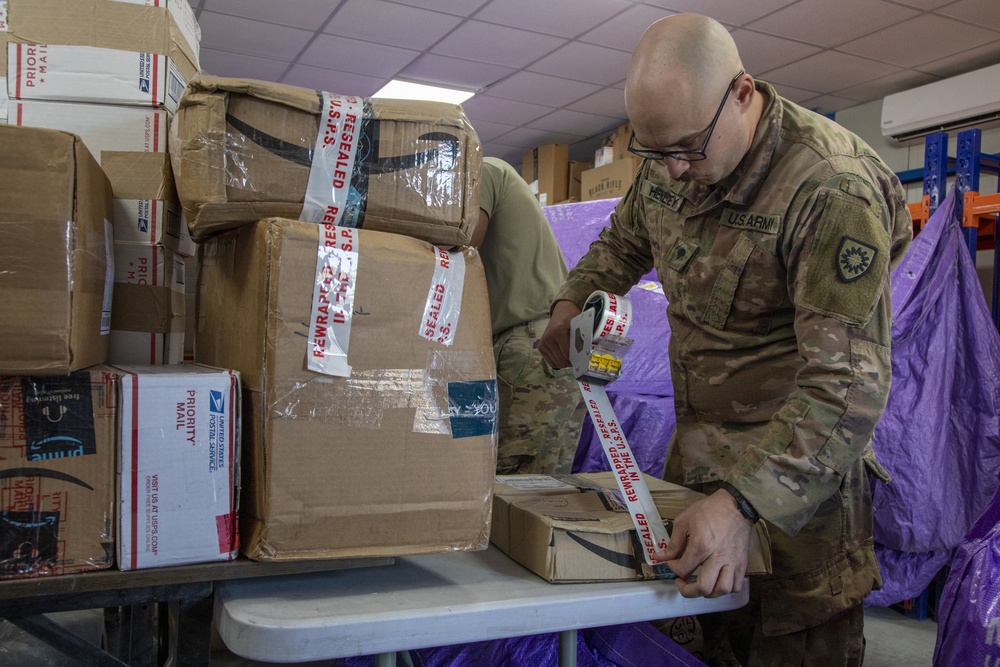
[214,545,747,666]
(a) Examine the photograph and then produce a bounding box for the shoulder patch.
[836,237,878,283]
[640,180,684,211]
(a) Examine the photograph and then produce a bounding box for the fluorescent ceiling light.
[372,79,475,105]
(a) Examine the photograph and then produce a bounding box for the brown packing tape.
[110,282,184,333]
[102,151,177,202]
[172,75,481,246]
[5,0,198,82]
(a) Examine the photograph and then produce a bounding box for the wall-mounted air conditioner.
[881,62,1000,143]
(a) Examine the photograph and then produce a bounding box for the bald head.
[625,14,744,130]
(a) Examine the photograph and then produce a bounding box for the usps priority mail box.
[115,364,240,570]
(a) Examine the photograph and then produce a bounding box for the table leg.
[7,614,128,667]
[376,652,397,667]
[104,603,155,667]
[558,629,577,667]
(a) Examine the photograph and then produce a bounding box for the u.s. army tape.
[575,291,671,566]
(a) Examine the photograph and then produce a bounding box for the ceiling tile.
[798,93,861,115]
[730,29,823,74]
[461,95,556,125]
[199,48,290,82]
[197,11,315,60]
[473,0,632,38]
[915,39,1000,77]
[770,82,825,105]
[280,65,386,96]
[765,50,901,94]
[386,0,490,16]
[199,0,340,29]
[935,0,1000,32]
[579,4,676,51]
[527,109,622,137]
[888,0,955,8]
[567,87,627,119]
[746,0,920,48]
[834,69,941,101]
[431,20,567,68]
[496,125,587,149]
[485,71,603,106]
[298,34,419,78]
[527,42,632,86]
[838,13,1000,67]
[323,0,463,50]
[464,118,516,143]
[481,141,526,164]
[399,54,515,90]
[642,0,800,27]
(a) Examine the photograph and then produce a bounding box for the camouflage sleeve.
[554,170,656,308]
[725,173,910,536]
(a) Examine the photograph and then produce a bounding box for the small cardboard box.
[492,472,772,583]
[196,218,497,561]
[4,0,199,112]
[114,364,240,570]
[109,243,186,366]
[0,125,114,376]
[0,370,118,579]
[568,160,592,202]
[171,75,482,245]
[594,146,614,168]
[581,157,643,202]
[9,99,169,156]
[521,143,568,206]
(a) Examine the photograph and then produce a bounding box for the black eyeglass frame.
[627,69,745,162]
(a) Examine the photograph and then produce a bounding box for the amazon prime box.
[196,218,497,560]
[491,472,772,583]
[0,370,117,579]
[114,364,240,570]
[171,75,482,245]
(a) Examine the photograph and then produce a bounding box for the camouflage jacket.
[556,81,913,536]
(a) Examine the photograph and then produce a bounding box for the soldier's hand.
[539,300,581,369]
[654,490,752,598]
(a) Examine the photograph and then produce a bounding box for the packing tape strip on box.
[571,290,672,566]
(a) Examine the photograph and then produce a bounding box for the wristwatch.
[721,482,760,524]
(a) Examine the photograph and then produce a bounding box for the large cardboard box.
[581,156,643,202]
[109,243,186,365]
[492,473,772,583]
[196,218,497,560]
[0,370,117,579]
[114,364,240,570]
[567,160,592,203]
[3,0,199,112]
[0,125,114,376]
[521,143,568,206]
[171,75,482,245]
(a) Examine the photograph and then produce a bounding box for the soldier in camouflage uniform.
[539,14,912,667]
[475,157,585,475]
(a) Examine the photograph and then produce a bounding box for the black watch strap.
[721,482,760,524]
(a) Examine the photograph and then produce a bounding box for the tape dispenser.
[570,291,635,385]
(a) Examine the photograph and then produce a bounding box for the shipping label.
[307,224,358,377]
[419,247,466,346]
[300,91,364,225]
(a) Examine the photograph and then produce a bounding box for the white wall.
[835,100,999,309]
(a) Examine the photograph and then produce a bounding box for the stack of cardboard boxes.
[520,143,593,206]
[580,122,644,203]
[2,0,200,366]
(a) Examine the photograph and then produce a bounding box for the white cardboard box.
[113,198,193,257]
[110,243,186,366]
[115,364,241,570]
[7,43,187,112]
[9,98,168,155]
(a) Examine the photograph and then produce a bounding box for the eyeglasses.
[627,69,745,162]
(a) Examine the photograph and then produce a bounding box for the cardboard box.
[0,125,114,376]
[105,151,194,257]
[0,370,117,579]
[114,363,240,570]
[109,243,185,365]
[171,75,483,245]
[521,144,568,206]
[594,146,614,168]
[581,157,643,202]
[196,218,497,561]
[9,99,169,156]
[4,0,199,112]
[612,122,633,162]
[491,472,772,583]
[568,160,592,202]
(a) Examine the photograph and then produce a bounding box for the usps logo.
[209,390,225,414]
[139,78,150,93]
